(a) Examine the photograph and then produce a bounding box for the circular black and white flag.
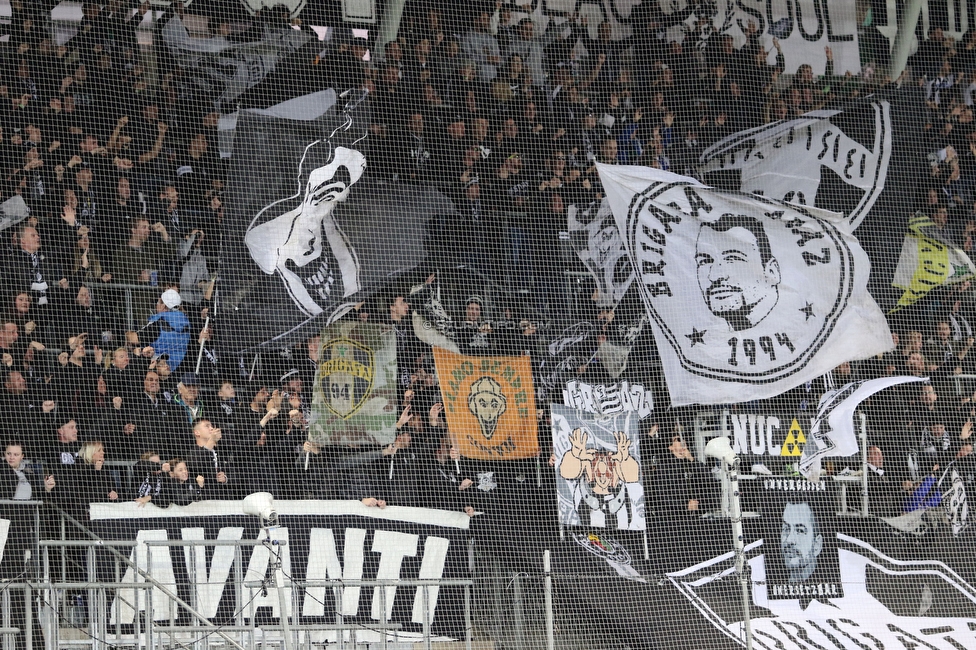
[597,165,893,406]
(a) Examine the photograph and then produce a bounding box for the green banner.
[309,322,398,446]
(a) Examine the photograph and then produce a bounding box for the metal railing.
[32,535,475,650]
[84,282,164,332]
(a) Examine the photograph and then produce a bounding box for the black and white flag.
[697,96,922,232]
[597,165,893,406]
[799,375,926,481]
[161,15,312,111]
[567,198,635,306]
[221,101,451,353]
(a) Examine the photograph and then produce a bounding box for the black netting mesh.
[1,1,976,649]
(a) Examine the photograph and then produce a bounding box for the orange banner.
[432,347,539,460]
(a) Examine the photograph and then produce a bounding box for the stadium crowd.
[0,0,975,537]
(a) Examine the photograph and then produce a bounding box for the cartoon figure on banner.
[696,214,782,332]
[468,376,506,440]
[559,428,640,529]
[245,145,367,318]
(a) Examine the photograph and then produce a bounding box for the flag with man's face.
[432,347,539,461]
[597,164,892,406]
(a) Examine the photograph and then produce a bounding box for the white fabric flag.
[800,376,927,481]
[597,164,893,406]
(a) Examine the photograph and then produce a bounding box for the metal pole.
[728,458,753,650]
[125,288,134,332]
[543,551,554,650]
[194,316,211,373]
[273,570,293,650]
[860,412,869,517]
[890,0,924,79]
[51,506,246,650]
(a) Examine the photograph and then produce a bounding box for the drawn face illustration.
[468,376,507,440]
[245,146,367,317]
[695,217,781,331]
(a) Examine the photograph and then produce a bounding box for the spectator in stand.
[6,224,68,311]
[72,441,120,506]
[462,10,502,83]
[172,372,204,437]
[112,217,175,319]
[156,457,202,506]
[41,416,82,469]
[140,288,190,371]
[652,434,718,561]
[1,440,55,500]
[186,418,234,499]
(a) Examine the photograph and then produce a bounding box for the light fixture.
[243,492,291,650]
[704,436,753,650]
[243,492,278,524]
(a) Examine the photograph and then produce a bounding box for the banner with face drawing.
[433,348,539,461]
[550,403,645,531]
[222,105,448,352]
[597,165,893,407]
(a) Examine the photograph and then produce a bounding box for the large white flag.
[597,164,893,406]
[799,376,927,481]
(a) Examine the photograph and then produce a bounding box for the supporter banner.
[432,347,539,460]
[562,379,652,419]
[754,478,843,602]
[222,106,449,352]
[669,479,976,648]
[699,99,904,231]
[727,412,811,462]
[550,404,646,531]
[88,500,469,639]
[799,376,927,481]
[161,15,312,110]
[567,198,635,305]
[657,0,860,75]
[892,212,976,311]
[309,322,398,447]
[597,165,892,406]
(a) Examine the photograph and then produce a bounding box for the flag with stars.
[308,321,399,446]
[891,212,976,312]
[596,164,893,406]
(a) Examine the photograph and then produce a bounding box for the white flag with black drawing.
[597,165,893,407]
[800,376,926,482]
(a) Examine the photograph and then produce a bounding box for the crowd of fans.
[0,0,975,539]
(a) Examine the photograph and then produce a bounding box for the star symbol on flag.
[800,303,815,321]
[685,328,706,347]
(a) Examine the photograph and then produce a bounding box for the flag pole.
[860,412,869,517]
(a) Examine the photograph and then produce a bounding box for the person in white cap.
[143,288,191,371]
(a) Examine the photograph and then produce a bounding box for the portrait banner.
[432,347,538,461]
[597,165,892,406]
[550,403,646,531]
[309,322,398,447]
[751,478,843,603]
